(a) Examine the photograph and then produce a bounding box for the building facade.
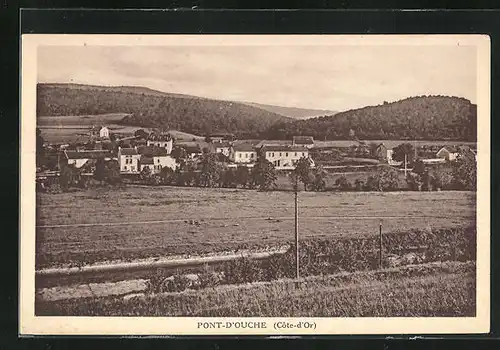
[118,147,141,174]
[146,133,173,154]
[213,141,232,158]
[230,144,257,163]
[99,127,110,139]
[260,145,310,169]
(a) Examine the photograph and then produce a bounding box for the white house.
[146,133,173,154]
[138,146,178,173]
[213,141,232,158]
[436,146,460,161]
[230,144,257,163]
[260,145,311,169]
[118,147,141,174]
[99,126,110,139]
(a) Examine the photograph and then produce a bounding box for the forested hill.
[38,84,476,141]
[265,96,477,141]
[37,84,292,138]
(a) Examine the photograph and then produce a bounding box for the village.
[35,123,478,192]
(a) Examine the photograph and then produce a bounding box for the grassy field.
[37,114,203,143]
[35,260,475,317]
[36,187,476,268]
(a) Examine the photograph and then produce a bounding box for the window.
[245,153,248,158]
[286,153,288,157]
[294,152,297,156]
[279,152,282,157]
[124,166,127,170]
[251,153,255,158]
[157,159,160,163]
[131,166,135,171]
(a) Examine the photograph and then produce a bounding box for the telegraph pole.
[404,153,408,177]
[379,220,383,269]
[294,176,299,279]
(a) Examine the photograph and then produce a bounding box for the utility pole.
[379,220,383,269]
[404,153,407,177]
[295,176,299,279]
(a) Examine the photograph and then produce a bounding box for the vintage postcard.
[20,34,490,335]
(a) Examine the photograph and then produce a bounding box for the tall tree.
[294,156,313,191]
[392,143,416,164]
[251,155,277,191]
[199,153,222,187]
[310,165,328,191]
[452,154,476,190]
[235,165,250,188]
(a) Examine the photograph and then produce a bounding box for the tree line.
[38,85,476,142]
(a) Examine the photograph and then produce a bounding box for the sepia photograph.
[20,34,490,335]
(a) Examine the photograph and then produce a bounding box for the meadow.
[36,260,475,317]
[37,114,203,143]
[36,186,476,268]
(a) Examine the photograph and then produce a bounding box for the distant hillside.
[37,84,292,138]
[242,101,337,119]
[265,96,477,141]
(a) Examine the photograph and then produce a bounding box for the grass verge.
[35,261,475,317]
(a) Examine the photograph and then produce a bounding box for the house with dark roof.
[63,150,116,169]
[138,146,177,173]
[292,136,315,148]
[259,145,312,169]
[178,144,203,159]
[212,141,232,158]
[146,133,173,154]
[118,147,141,174]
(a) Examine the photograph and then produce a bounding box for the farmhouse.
[372,143,388,161]
[292,136,315,148]
[138,146,178,173]
[62,150,116,169]
[386,149,402,166]
[212,141,232,158]
[260,145,311,169]
[118,147,141,174]
[436,146,460,161]
[230,144,257,163]
[181,144,204,159]
[147,133,173,154]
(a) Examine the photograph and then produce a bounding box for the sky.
[38,45,477,112]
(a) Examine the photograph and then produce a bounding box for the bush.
[222,257,263,284]
[335,176,352,191]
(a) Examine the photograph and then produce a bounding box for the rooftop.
[233,144,257,152]
[138,145,169,157]
[260,145,309,152]
[64,150,115,160]
[141,157,154,165]
[147,133,172,142]
[119,148,139,156]
[213,141,232,148]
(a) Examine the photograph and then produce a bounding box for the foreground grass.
[36,188,476,268]
[36,261,475,317]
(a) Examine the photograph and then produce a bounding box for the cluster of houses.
[41,124,477,178]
